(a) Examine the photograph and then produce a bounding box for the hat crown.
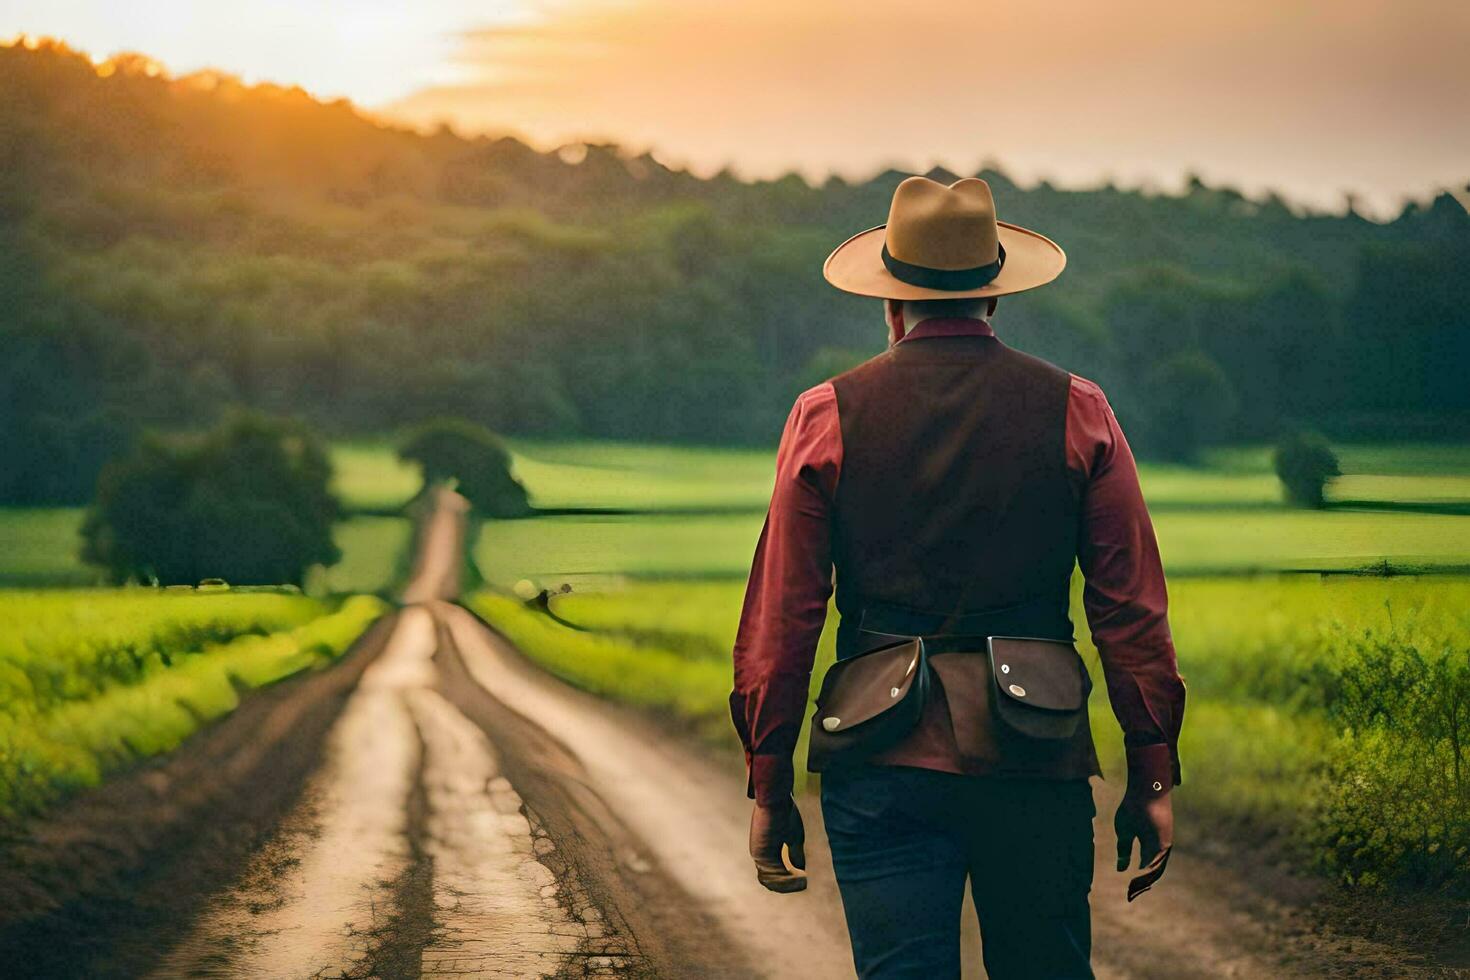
[885,177,1000,272]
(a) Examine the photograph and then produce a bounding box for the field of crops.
[0,440,410,827]
[471,438,1470,893]
[0,589,386,823]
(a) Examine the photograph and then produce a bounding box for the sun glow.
[2,1,1466,214]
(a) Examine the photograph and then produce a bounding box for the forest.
[2,37,1468,506]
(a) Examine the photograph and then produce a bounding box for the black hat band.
[881,241,1005,290]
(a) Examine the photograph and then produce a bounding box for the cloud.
[384,0,1470,212]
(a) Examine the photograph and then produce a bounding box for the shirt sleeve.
[1068,375,1187,794]
[730,382,842,806]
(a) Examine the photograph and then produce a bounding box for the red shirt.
[730,317,1186,805]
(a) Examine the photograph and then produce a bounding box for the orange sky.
[387,0,1469,215]
[7,0,1467,215]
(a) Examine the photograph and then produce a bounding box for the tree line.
[2,38,1467,505]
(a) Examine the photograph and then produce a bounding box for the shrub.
[399,418,531,518]
[1273,430,1341,508]
[1314,630,1470,892]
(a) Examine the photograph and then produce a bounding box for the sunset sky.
[4,0,1466,215]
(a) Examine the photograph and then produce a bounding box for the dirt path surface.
[0,488,1434,978]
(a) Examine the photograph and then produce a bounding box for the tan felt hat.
[823,176,1066,300]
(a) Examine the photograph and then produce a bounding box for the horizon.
[3,33,1466,225]
[3,1,1467,219]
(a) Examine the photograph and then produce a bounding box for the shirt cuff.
[748,754,796,806]
[1125,742,1177,797]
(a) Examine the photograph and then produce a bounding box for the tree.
[1273,430,1340,509]
[398,419,531,518]
[80,413,341,585]
[1142,351,1238,462]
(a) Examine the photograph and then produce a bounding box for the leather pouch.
[985,636,1092,740]
[808,638,928,770]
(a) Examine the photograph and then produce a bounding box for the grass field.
[0,590,387,823]
[0,508,412,595]
[0,509,101,587]
[470,438,1470,892]
[0,444,409,826]
[330,440,424,513]
[0,440,420,592]
[473,504,1470,590]
[468,438,1470,590]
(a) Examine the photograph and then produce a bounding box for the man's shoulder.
[1068,372,1109,405]
[792,380,838,411]
[784,381,839,432]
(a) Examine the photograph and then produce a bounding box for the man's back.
[830,324,1078,620]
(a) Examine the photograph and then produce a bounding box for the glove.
[749,797,807,893]
[1115,788,1174,901]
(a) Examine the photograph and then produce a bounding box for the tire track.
[152,556,640,977]
[152,609,431,978]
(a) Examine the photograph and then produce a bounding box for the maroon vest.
[827,334,1098,778]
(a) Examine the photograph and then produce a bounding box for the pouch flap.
[986,637,1089,713]
[815,639,923,733]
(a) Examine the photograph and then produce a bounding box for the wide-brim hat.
[824,176,1066,300]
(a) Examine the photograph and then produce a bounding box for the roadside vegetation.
[471,439,1470,901]
[0,590,386,824]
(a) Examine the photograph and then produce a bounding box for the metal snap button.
[1000,664,1010,674]
[822,717,841,731]
[890,687,900,698]
[1008,684,1026,697]
[1152,781,1163,792]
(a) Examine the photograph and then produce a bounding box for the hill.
[2,37,1467,502]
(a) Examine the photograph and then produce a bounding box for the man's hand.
[749,797,807,893]
[1115,789,1173,901]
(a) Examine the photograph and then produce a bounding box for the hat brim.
[823,221,1066,300]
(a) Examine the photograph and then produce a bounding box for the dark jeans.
[821,766,1095,980]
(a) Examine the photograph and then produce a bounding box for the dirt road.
[0,488,1422,978]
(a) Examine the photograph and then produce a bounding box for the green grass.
[0,508,411,595]
[1206,442,1470,477]
[507,439,774,511]
[0,588,325,714]
[477,439,1470,588]
[471,592,739,746]
[466,437,1470,892]
[1151,508,1470,574]
[0,509,99,587]
[475,513,763,589]
[473,575,1470,839]
[320,516,414,594]
[472,502,1470,588]
[0,591,388,823]
[329,440,423,513]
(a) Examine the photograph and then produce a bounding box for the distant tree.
[80,413,341,585]
[1143,351,1238,462]
[398,419,531,518]
[1273,430,1341,509]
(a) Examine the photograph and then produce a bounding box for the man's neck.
[903,313,989,331]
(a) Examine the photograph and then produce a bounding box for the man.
[729,176,1186,978]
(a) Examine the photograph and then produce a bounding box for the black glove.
[749,797,807,893]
